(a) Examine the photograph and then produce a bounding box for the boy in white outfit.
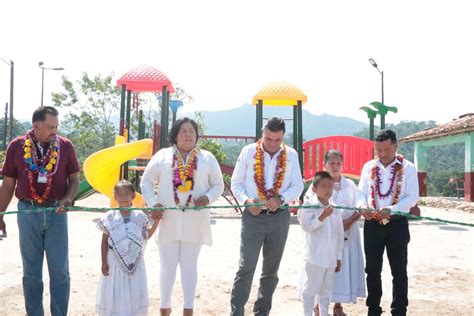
[298,171,344,316]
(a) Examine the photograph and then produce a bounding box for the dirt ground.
[1,194,473,315]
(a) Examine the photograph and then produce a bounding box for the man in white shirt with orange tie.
[357,129,419,316]
[230,117,304,316]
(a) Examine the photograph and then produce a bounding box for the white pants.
[158,241,202,309]
[302,262,336,316]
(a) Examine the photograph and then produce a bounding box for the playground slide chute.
[83,139,153,207]
[74,180,96,201]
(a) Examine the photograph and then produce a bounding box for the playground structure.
[82,65,173,207]
[252,81,306,172]
[77,66,378,208]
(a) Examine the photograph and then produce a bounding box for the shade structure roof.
[117,65,175,93]
[400,113,474,143]
[252,80,307,106]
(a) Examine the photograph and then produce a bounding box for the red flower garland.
[23,131,60,204]
[369,155,404,224]
[172,147,199,207]
[253,139,287,201]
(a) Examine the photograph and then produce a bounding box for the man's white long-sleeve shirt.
[357,156,419,213]
[231,142,304,204]
[298,195,344,268]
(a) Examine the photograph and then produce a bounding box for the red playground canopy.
[117,65,175,93]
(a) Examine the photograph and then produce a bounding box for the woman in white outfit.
[303,150,366,316]
[140,118,225,316]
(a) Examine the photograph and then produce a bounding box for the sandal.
[333,305,347,316]
[313,304,319,316]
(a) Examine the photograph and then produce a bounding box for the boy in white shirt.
[298,171,344,316]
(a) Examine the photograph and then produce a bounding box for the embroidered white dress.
[299,178,366,303]
[96,210,151,316]
[328,178,366,303]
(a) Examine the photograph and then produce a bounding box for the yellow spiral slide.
[83,136,153,207]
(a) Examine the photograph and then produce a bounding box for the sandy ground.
[1,194,473,316]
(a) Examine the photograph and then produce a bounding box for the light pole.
[1,58,14,142]
[368,58,386,129]
[39,61,64,106]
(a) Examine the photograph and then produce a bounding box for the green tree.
[0,119,31,149]
[354,120,437,161]
[193,111,227,164]
[51,72,120,163]
[135,84,194,139]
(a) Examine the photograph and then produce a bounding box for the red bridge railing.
[302,136,374,181]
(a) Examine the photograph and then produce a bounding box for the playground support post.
[160,86,169,149]
[293,104,298,152]
[126,91,132,141]
[138,110,145,140]
[297,100,304,175]
[119,85,126,136]
[256,100,263,141]
[122,90,132,180]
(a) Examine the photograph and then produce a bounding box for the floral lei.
[23,130,60,204]
[172,146,200,207]
[369,154,404,223]
[253,138,287,201]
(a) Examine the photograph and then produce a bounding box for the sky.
[1,0,473,126]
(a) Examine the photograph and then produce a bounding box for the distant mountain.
[180,104,368,140]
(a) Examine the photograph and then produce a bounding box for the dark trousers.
[364,218,410,316]
[230,209,290,316]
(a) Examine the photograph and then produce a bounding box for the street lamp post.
[39,61,64,106]
[1,58,14,142]
[3,103,7,149]
[368,58,386,129]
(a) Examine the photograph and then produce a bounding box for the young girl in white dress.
[96,180,159,316]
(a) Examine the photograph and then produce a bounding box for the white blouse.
[140,147,224,246]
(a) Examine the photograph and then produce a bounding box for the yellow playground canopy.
[252,80,307,106]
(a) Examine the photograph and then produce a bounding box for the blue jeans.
[17,201,70,316]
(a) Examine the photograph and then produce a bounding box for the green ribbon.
[1,203,473,228]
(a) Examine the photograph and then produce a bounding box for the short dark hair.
[168,117,199,146]
[312,171,333,187]
[323,149,343,164]
[32,106,59,123]
[375,129,397,144]
[264,116,285,133]
[114,180,135,193]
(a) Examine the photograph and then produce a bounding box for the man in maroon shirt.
[0,106,80,316]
